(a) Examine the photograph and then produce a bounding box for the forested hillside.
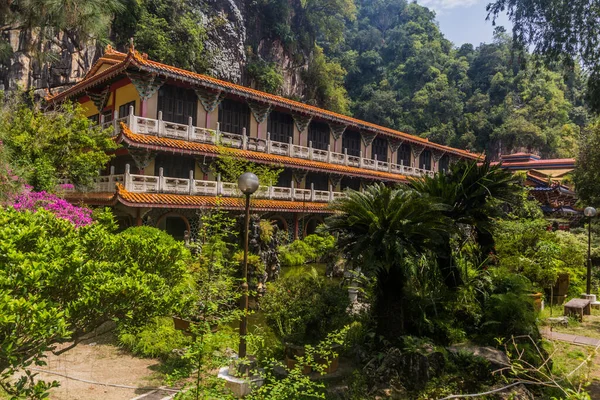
[0,0,591,158]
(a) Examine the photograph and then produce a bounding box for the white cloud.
[418,0,480,11]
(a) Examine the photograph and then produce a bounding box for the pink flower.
[12,189,93,227]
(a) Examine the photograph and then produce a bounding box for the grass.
[540,305,600,339]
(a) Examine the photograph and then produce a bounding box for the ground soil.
[32,332,167,400]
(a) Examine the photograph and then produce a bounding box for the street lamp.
[584,206,597,295]
[237,172,259,359]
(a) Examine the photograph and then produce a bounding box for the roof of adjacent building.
[65,184,335,213]
[48,45,482,161]
[117,123,413,182]
[496,153,575,171]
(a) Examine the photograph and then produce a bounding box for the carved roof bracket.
[360,131,377,147]
[329,123,347,141]
[129,149,156,170]
[248,101,272,124]
[388,138,403,154]
[195,87,225,113]
[292,114,312,134]
[292,169,308,184]
[126,72,164,101]
[87,86,111,113]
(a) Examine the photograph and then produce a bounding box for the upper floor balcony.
[102,107,436,179]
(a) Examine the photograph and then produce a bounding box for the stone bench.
[564,298,592,321]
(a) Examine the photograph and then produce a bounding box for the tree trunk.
[375,266,406,341]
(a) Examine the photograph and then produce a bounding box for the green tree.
[0,92,117,191]
[573,119,600,206]
[487,0,600,111]
[323,183,450,340]
[411,160,520,287]
[0,208,191,397]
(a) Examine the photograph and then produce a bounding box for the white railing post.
[388,158,392,172]
[100,114,105,127]
[157,111,163,137]
[189,170,194,195]
[158,167,164,192]
[187,116,193,141]
[124,164,131,191]
[242,127,248,150]
[309,141,313,160]
[216,122,221,143]
[329,184,334,202]
[269,186,273,200]
[327,144,331,163]
[290,180,295,201]
[359,150,364,168]
[374,154,378,170]
[344,148,348,166]
[109,165,115,191]
[217,173,222,196]
[128,105,135,131]
[113,110,119,132]
[288,136,293,157]
[266,132,272,154]
[310,183,315,202]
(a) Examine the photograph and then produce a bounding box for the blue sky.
[416,0,512,47]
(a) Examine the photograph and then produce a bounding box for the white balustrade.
[161,176,191,194]
[117,114,450,179]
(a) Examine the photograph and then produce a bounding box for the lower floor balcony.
[61,165,346,204]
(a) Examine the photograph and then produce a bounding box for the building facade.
[50,45,482,241]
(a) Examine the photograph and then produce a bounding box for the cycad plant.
[324,183,451,339]
[411,160,520,288]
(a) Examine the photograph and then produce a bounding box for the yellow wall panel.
[115,84,140,116]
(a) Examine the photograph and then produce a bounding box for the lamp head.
[238,172,259,195]
[584,207,597,218]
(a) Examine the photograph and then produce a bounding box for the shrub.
[119,317,190,360]
[278,233,336,267]
[260,269,350,345]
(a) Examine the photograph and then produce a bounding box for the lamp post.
[584,206,597,295]
[237,172,259,359]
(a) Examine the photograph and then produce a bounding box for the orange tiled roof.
[48,46,482,161]
[66,184,333,212]
[118,123,412,182]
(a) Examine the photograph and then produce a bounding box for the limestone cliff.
[0,0,308,99]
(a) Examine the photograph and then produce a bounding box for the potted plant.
[260,268,350,374]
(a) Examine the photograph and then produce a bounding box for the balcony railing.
[61,164,347,203]
[100,107,436,179]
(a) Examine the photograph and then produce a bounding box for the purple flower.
[12,189,93,227]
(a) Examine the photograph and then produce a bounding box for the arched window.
[157,214,190,241]
[438,154,450,173]
[308,121,330,151]
[397,143,411,166]
[419,150,432,170]
[371,137,388,161]
[342,130,361,157]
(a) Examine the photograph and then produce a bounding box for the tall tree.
[487,0,600,111]
[323,184,450,340]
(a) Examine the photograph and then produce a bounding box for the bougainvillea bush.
[12,188,93,227]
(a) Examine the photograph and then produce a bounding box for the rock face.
[0,0,308,99]
[0,30,98,94]
[447,344,511,370]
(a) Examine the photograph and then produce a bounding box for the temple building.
[497,153,578,227]
[49,45,481,241]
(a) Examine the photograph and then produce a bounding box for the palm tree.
[323,183,451,339]
[411,160,520,288]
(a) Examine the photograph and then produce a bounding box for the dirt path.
[31,332,170,400]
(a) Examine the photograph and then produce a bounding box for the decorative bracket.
[87,86,111,113]
[411,144,426,161]
[329,174,342,188]
[129,149,156,171]
[388,138,403,154]
[195,88,226,113]
[292,169,308,185]
[248,101,272,124]
[126,72,164,101]
[329,123,347,141]
[292,114,312,133]
[432,150,445,163]
[196,157,214,175]
[360,131,377,147]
